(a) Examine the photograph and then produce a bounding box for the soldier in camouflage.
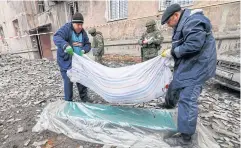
[138,20,164,62]
[88,28,104,64]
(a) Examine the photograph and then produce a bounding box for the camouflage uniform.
[138,20,164,62]
[88,28,104,64]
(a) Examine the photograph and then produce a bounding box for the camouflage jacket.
[92,32,104,56]
[138,29,164,50]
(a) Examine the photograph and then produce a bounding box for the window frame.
[159,0,194,11]
[108,0,128,22]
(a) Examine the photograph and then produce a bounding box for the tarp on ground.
[33,100,220,148]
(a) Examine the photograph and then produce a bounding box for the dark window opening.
[13,19,20,37]
[38,1,45,13]
[0,26,6,44]
[68,1,79,18]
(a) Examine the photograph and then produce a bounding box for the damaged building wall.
[27,1,67,59]
[0,1,69,59]
[82,0,240,61]
[0,0,240,61]
[0,1,33,58]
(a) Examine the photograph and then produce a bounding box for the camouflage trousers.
[95,56,103,64]
[141,47,158,62]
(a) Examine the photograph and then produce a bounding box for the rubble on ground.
[0,54,240,148]
[0,54,103,148]
[198,82,240,148]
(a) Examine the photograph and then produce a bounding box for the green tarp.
[33,100,220,148]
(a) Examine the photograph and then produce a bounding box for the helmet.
[145,20,156,27]
[88,28,96,34]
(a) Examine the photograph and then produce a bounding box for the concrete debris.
[0,54,240,148]
[212,123,239,138]
[230,139,240,145]
[7,118,14,123]
[34,100,46,105]
[4,135,9,139]
[24,139,31,146]
[213,114,229,121]
[198,84,240,147]
[102,145,117,148]
[224,137,230,142]
[15,118,21,122]
[220,143,229,148]
[212,119,226,130]
[32,139,48,146]
[149,102,157,106]
[17,127,24,133]
[199,112,214,118]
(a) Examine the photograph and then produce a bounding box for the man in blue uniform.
[53,12,91,102]
[160,4,217,146]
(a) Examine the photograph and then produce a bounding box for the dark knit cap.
[72,12,84,23]
[161,4,181,25]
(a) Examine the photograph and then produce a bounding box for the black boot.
[181,133,191,141]
[77,84,91,103]
[164,133,192,147]
[157,102,175,109]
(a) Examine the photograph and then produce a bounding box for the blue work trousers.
[60,70,88,101]
[177,85,202,135]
